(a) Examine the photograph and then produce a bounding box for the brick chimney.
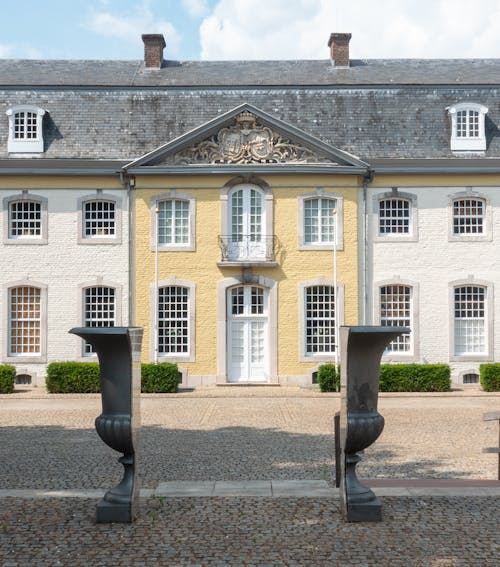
[142,34,166,68]
[328,33,351,67]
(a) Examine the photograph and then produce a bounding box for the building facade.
[1,33,500,386]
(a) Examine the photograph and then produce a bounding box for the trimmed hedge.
[141,363,179,393]
[479,364,500,392]
[46,361,180,393]
[0,365,16,394]
[46,362,100,393]
[317,363,340,392]
[379,364,451,392]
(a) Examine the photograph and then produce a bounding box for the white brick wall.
[368,185,500,385]
[0,188,129,386]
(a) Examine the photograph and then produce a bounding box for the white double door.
[227,285,269,382]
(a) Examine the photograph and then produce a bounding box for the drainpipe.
[361,169,374,324]
[121,172,136,327]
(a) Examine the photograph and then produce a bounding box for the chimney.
[328,33,351,67]
[142,34,166,69]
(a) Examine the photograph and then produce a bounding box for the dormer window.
[6,105,46,153]
[447,103,488,151]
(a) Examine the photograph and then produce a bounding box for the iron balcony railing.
[218,235,277,262]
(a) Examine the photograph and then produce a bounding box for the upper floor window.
[379,198,410,236]
[83,200,116,239]
[447,103,488,151]
[380,284,412,354]
[304,197,337,244]
[83,286,116,355]
[159,199,190,245]
[452,197,485,235]
[6,105,46,153]
[3,194,48,244]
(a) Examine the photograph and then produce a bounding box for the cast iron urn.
[69,326,143,523]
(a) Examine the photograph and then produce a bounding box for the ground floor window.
[83,286,116,355]
[305,285,335,355]
[380,284,412,353]
[158,285,190,355]
[9,286,41,355]
[454,285,486,355]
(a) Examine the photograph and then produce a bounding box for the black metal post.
[69,326,143,523]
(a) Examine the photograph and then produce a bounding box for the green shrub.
[46,362,100,393]
[0,365,16,394]
[317,363,340,392]
[379,364,450,392]
[46,361,180,393]
[141,363,179,393]
[479,364,500,392]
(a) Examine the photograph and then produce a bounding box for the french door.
[227,285,268,382]
[228,185,266,260]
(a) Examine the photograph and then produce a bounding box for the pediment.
[124,104,369,171]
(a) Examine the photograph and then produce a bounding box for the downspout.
[120,170,136,327]
[362,168,374,325]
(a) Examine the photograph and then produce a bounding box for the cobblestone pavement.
[0,388,499,565]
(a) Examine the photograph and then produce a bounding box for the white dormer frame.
[447,102,488,151]
[6,105,46,153]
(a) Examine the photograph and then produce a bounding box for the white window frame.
[81,286,117,356]
[447,103,488,151]
[150,191,195,252]
[6,105,46,153]
[374,190,418,242]
[450,279,493,362]
[3,280,47,363]
[448,191,491,242]
[299,277,344,363]
[298,190,344,250]
[78,194,122,244]
[151,278,195,363]
[3,193,48,245]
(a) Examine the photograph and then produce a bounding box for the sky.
[2,0,500,61]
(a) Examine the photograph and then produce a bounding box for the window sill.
[4,355,46,364]
[298,244,344,251]
[450,354,492,362]
[4,238,48,245]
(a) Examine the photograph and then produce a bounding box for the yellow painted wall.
[134,174,361,379]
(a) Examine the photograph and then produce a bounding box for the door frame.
[217,274,278,384]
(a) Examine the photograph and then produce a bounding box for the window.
[379,198,410,235]
[9,286,41,356]
[6,105,46,153]
[463,373,479,385]
[304,198,336,244]
[9,200,41,239]
[158,286,190,356]
[158,199,189,245]
[298,191,344,250]
[305,285,336,356]
[83,287,116,355]
[83,200,116,238]
[226,186,266,260]
[448,103,488,151]
[380,285,412,353]
[452,198,485,235]
[454,286,486,356]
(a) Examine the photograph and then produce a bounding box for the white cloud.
[85,2,181,54]
[0,44,13,57]
[0,43,42,59]
[199,0,500,60]
[182,0,209,18]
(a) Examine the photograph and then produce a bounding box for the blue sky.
[2,0,500,61]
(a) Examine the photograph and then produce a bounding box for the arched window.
[452,197,485,235]
[454,285,487,356]
[6,105,46,153]
[82,286,116,355]
[9,286,42,356]
[378,197,411,236]
[448,103,488,151]
[83,200,116,238]
[379,284,413,353]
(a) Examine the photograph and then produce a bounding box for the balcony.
[217,235,278,267]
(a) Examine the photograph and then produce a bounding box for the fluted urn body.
[339,325,408,522]
[69,326,143,523]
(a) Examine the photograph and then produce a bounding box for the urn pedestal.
[69,326,143,523]
[338,325,408,522]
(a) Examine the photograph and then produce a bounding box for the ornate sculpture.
[338,325,409,522]
[169,112,334,165]
[69,326,143,523]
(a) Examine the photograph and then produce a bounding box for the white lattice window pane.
[453,198,484,235]
[158,200,190,245]
[379,199,410,235]
[249,189,262,241]
[9,201,41,238]
[380,285,412,353]
[158,286,189,355]
[304,199,319,243]
[457,111,467,137]
[231,190,243,241]
[84,200,116,237]
[454,286,486,355]
[305,285,336,354]
[231,287,245,315]
[9,286,41,355]
[83,287,115,354]
[251,321,265,364]
[231,322,245,363]
[320,199,335,242]
[251,287,264,315]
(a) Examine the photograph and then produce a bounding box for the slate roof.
[1,58,500,164]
